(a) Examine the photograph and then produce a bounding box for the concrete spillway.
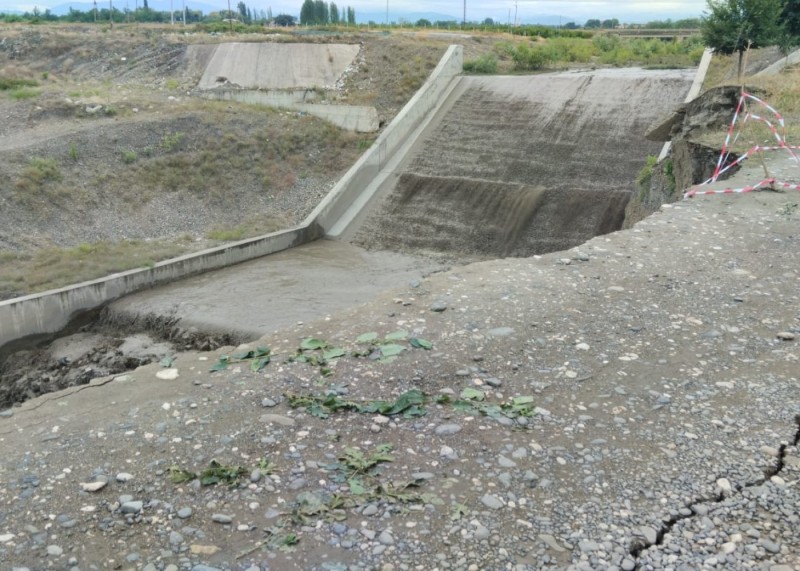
[350,69,695,258]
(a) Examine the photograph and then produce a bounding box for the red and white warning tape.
[684,92,800,199]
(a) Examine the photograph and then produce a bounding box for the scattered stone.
[259,414,296,427]
[190,544,221,555]
[177,507,193,519]
[430,301,447,312]
[156,368,179,380]
[640,525,657,545]
[116,473,134,482]
[211,514,233,524]
[434,424,462,436]
[80,481,107,492]
[480,494,504,510]
[261,398,278,408]
[488,327,514,337]
[46,545,63,556]
[716,478,732,494]
[0,534,13,543]
[120,501,143,514]
[776,331,795,341]
[539,534,566,552]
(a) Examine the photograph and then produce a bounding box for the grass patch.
[14,157,63,198]
[121,149,138,164]
[0,239,189,298]
[9,87,40,100]
[0,76,38,90]
[463,53,498,74]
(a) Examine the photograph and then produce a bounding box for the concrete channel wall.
[305,44,463,233]
[0,44,464,352]
[195,89,380,133]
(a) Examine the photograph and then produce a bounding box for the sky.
[5,0,707,23]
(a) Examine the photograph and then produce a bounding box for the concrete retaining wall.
[304,44,463,233]
[195,89,380,133]
[0,45,464,352]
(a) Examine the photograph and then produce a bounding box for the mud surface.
[354,70,694,257]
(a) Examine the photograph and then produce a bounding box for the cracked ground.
[0,182,799,570]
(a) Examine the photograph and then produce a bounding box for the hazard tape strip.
[684,92,800,199]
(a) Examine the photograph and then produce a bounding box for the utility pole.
[462,0,465,27]
[170,0,174,24]
[109,0,113,28]
[93,0,97,22]
[182,0,185,25]
[227,0,233,33]
[514,0,517,26]
[385,0,388,26]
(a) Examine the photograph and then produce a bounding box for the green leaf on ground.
[232,350,255,360]
[323,347,346,360]
[409,337,433,349]
[380,344,405,358]
[209,355,230,372]
[384,330,408,341]
[460,387,485,401]
[356,332,379,343]
[160,355,175,367]
[300,338,328,351]
[251,356,271,372]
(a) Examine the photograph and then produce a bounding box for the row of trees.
[299,0,355,25]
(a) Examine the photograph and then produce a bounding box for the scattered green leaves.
[159,355,175,368]
[286,389,428,419]
[442,393,536,420]
[356,332,379,343]
[167,460,247,488]
[209,346,271,372]
[300,338,328,351]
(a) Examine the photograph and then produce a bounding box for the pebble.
[488,327,514,337]
[430,301,447,312]
[259,414,296,426]
[80,481,107,492]
[776,331,795,340]
[378,530,395,545]
[261,398,278,407]
[116,473,134,482]
[434,424,462,435]
[46,545,63,556]
[716,478,732,494]
[120,501,143,514]
[480,494,504,509]
[177,507,193,519]
[211,514,233,524]
[760,539,781,553]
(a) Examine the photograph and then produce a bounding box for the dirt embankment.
[0,26,451,298]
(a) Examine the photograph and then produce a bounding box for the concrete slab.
[195,42,360,90]
[107,240,447,337]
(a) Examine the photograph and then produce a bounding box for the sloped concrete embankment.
[353,70,694,258]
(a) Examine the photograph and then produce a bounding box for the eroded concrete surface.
[109,240,449,338]
[195,43,360,90]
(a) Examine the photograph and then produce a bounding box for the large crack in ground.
[629,414,800,565]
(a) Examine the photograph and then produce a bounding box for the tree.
[347,6,355,24]
[313,0,328,23]
[416,18,431,27]
[701,0,785,76]
[781,0,800,38]
[482,17,493,25]
[274,13,296,26]
[601,18,619,28]
[329,1,339,23]
[584,19,601,28]
[300,0,313,24]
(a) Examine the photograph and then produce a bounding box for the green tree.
[781,0,800,37]
[584,19,601,28]
[347,6,355,24]
[313,0,328,23]
[330,1,339,23]
[274,13,296,26]
[702,0,785,76]
[300,0,314,24]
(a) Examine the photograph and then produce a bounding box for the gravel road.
[1,165,799,570]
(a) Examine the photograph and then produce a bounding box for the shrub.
[463,53,498,74]
[121,149,138,164]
